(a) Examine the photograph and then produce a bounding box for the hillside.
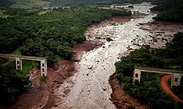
[0,0,13,7]
[115,32,183,109]
[49,0,153,6]
[0,6,131,65]
[0,6,131,106]
[152,0,183,22]
[0,0,155,8]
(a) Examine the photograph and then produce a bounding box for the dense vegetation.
[0,0,50,9]
[0,0,13,7]
[152,0,183,22]
[0,65,30,105]
[0,5,131,105]
[0,5,131,65]
[115,32,183,108]
[49,0,154,7]
[0,0,155,8]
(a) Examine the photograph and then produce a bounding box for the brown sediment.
[87,16,132,29]
[6,40,101,109]
[145,21,183,32]
[4,8,183,109]
[109,74,150,109]
[109,20,183,109]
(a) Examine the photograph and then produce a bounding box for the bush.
[0,6,132,66]
[115,33,183,108]
[126,105,135,109]
[0,67,30,105]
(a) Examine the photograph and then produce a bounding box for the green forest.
[49,0,154,7]
[114,1,183,108]
[115,32,183,108]
[0,0,155,8]
[0,0,183,107]
[152,0,183,22]
[0,5,131,105]
[0,65,31,105]
[0,6,131,65]
[0,0,13,7]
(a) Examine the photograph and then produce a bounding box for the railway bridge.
[0,54,47,77]
[133,66,183,86]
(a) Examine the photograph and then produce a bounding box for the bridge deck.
[135,66,183,74]
[0,54,46,61]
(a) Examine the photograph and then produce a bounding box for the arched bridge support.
[40,60,47,77]
[16,57,22,70]
[133,68,141,83]
[171,73,181,86]
[0,54,47,77]
[133,66,183,86]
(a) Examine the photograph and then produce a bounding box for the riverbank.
[7,2,183,109]
[109,73,150,109]
[109,14,183,109]
[55,3,157,109]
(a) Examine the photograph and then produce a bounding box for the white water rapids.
[52,2,182,109]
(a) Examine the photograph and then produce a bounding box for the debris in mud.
[64,89,70,95]
[96,36,102,39]
[103,88,107,91]
[138,23,145,25]
[128,5,134,8]
[88,66,93,69]
[127,45,133,50]
[106,37,113,42]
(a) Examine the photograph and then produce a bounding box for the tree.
[38,76,46,90]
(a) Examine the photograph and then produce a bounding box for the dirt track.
[160,75,183,102]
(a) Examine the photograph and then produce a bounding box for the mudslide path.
[54,2,183,109]
[160,75,183,102]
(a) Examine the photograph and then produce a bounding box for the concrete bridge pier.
[171,73,181,86]
[16,57,22,70]
[0,54,48,77]
[133,68,141,83]
[40,60,47,77]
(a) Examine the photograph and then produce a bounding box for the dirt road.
[160,75,183,102]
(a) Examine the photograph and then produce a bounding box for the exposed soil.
[109,74,150,109]
[56,3,157,108]
[160,75,183,102]
[72,40,103,61]
[4,41,101,109]
[88,16,133,29]
[147,21,183,32]
[5,16,135,109]
[3,4,183,109]
[109,14,183,109]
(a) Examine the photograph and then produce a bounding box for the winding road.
[161,75,183,102]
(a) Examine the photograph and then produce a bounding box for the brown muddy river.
[53,2,183,109]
